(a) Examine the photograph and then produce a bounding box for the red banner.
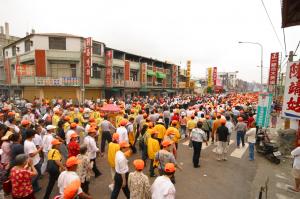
[4,58,11,84]
[163,68,167,87]
[16,64,34,76]
[105,50,113,87]
[140,63,146,85]
[172,65,177,88]
[124,60,130,81]
[83,37,92,84]
[213,67,217,85]
[268,52,279,85]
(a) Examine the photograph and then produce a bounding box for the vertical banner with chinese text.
[186,60,191,88]
[172,65,178,88]
[163,68,167,87]
[83,37,92,84]
[124,60,130,81]
[4,58,11,84]
[282,61,300,119]
[207,67,213,87]
[140,63,147,86]
[213,67,217,86]
[105,50,113,87]
[256,93,273,127]
[268,52,279,93]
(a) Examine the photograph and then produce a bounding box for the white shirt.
[33,134,43,148]
[66,129,76,144]
[57,171,83,195]
[42,133,54,153]
[84,135,99,159]
[225,121,235,134]
[151,176,176,199]
[291,147,300,169]
[115,151,129,174]
[116,127,128,143]
[24,140,41,166]
[246,128,256,143]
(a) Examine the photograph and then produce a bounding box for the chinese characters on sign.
[256,93,272,128]
[35,77,79,86]
[140,63,147,85]
[282,61,300,119]
[83,37,92,84]
[186,60,191,88]
[16,65,34,76]
[124,60,130,81]
[105,50,113,87]
[213,67,217,85]
[172,65,178,88]
[207,67,213,87]
[268,52,279,87]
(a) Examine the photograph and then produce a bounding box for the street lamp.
[238,41,263,92]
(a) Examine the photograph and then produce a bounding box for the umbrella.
[100,104,121,113]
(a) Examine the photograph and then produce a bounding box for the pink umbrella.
[100,104,121,113]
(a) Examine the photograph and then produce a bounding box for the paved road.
[36,133,297,199]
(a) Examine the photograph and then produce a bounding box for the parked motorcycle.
[255,128,281,164]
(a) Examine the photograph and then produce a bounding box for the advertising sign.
[83,37,92,84]
[213,67,217,85]
[256,93,273,127]
[207,67,213,87]
[140,63,147,85]
[105,50,113,87]
[186,60,191,88]
[268,52,279,85]
[35,77,80,86]
[282,61,300,119]
[124,60,130,81]
[16,64,34,76]
[172,65,178,88]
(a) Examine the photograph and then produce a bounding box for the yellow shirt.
[187,119,197,130]
[48,149,62,161]
[63,122,70,132]
[71,113,84,126]
[166,127,181,143]
[154,124,166,139]
[147,137,160,160]
[107,142,120,168]
[52,114,60,127]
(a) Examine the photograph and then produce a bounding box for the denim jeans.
[32,161,42,192]
[236,131,245,147]
[180,125,186,137]
[249,142,255,160]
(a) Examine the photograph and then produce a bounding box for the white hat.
[157,119,164,124]
[46,125,57,131]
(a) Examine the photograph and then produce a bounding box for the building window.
[92,64,103,79]
[92,43,101,55]
[12,46,16,56]
[130,70,138,81]
[25,40,31,52]
[113,67,124,80]
[49,37,66,50]
[70,64,76,77]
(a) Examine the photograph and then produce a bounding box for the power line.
[260,0,284,50]
[294,40,300,55]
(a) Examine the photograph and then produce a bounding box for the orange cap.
[88,127,97,133]
[205,115,210,119]
[66,156,81,168]
[119,141,130,148]
[216,113,221,117]
[8,112,15,116]
[164,163,176,173]
[2,107,9,111]
[79,108,84,113]
[70,133,79,139]
[130,109,135,114]
[171,120,178,125]
[64,116,71,121]
[70,123,77,128]
[238,117,243,121]
[133,159,145,170]
[21,120,30,126]
[143,113,148,119]
[220,118,226,124]
[0,113,4,117]
[162,140,173,147]
[147,122,154,128]
[70,107,74,111]
[63,179,81,199]
[54,110,60,114]
[89,118,95,123]
[120,120,127,126]
[51,139,62,146]
[112,133,119,141]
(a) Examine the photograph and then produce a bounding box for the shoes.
[194,165,200,168]
[223,158,227,161]
[108,184,114,192]
[95,172,102,178]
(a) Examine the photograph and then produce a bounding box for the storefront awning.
[147,70,155,76]
[165,89,176,93]
[111,88,120,92]
[140,88,149,92]
[156,72,166,79]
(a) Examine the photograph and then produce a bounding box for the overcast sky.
[1,0,299,83]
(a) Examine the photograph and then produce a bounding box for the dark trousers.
[111,172,130,199]
[32,161,42,192]
[164,118,170,128]
[149,159,155,176]
[205,130,210,142]
[236,131,245,147]
[81,181,90,194]
[43,172,59,199]
[192,141,202,167]
[141,142,148,162]
[91,158,101,176]
[101,131,112,153]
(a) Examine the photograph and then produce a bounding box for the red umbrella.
[100,104,121,113]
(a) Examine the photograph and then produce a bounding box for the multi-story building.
[2,32,185,101]
[0,23,20,96]
[217,71,238,91]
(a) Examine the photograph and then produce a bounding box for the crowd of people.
[1,92,298,199]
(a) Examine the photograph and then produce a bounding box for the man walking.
[100,115,116,155]
[216,119,229,161]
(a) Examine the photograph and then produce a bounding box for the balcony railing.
[113,79,125,87]
[125,80,140,88]
[88,78,104,87]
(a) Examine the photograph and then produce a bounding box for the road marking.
[230,143,249,158]
[212,140,234,153]
[275,174,289,181]
[276,193,295,199]
[182,140,190,146]
[276,182,289,190]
